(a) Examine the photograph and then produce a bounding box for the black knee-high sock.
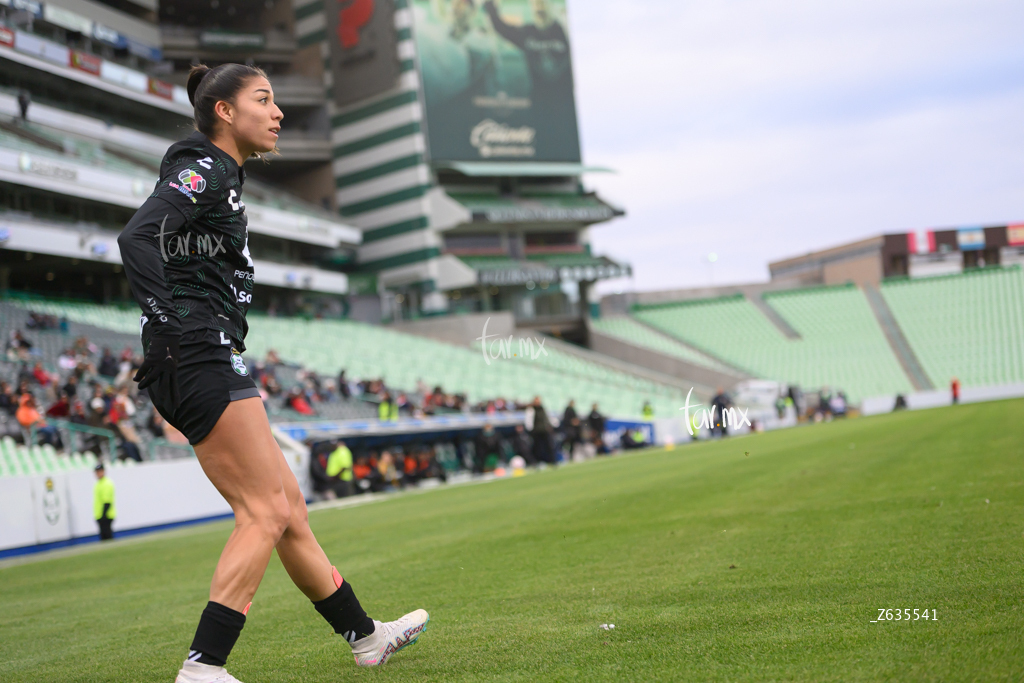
[188,602,246,667]
[313,580,376,643]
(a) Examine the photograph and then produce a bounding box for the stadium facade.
[297,0,627,337]
[0,0,366,316]
[0,0,626,331]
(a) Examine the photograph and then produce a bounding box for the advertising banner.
[956,227,985,251]
[411,0,582,162]
[1007,224,1024,246]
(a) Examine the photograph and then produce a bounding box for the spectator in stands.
[475,423,502,473]
[378,392,398,422]
[93,463,116,541]
[642,400,654,420]
[98,348,119,378]
[58,348,78,373]
[72,335,96,358]
[62,373,79,400]
[6,330,32,362]
[16,393,62,448]
[285,387,316,416]
[113,348,136,391]
[109,386,142,462]
[337,369,351,399]
[0,381,16,416]
[147,407,166,438]
[31,361,53,387]
[951,377,961,405]
[68,399,88,426]
[526,396,554,464]
[46,392,71,418]
[326,440,354,498]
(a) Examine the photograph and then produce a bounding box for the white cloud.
[565,0,1024,292]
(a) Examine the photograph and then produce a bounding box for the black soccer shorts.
[146,329,260,445]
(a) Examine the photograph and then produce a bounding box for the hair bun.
[186,64,212,107]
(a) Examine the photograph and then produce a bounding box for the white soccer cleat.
[350,609,430,667]
[174,660,244,683]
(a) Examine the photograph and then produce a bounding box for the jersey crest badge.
[178,169,206,193]
[230,349,248,376]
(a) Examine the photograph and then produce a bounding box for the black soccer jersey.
[118,132,254,351]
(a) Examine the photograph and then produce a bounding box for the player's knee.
[255,496,291,541]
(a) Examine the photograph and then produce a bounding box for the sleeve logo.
[178,169,206,193]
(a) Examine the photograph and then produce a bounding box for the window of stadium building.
[443,233,504,253]
[525,231,578,249]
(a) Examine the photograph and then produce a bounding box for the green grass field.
[2,400,1023,682]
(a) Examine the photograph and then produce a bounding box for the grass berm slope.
[1,400,1023,681]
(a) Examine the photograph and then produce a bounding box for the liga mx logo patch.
[178,169,206,193]
[230,349,248,376]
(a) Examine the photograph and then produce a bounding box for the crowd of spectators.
[2,316,656,473]
[0,321,191,461]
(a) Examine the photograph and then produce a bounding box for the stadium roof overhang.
[435,162,615,177]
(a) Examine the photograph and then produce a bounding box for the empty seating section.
[590,316,734,371]
[0,436,138,478]
[881,268,1024,388]
[634,288,914,401]
[13,301,684,419]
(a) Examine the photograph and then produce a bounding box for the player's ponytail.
[187,62,269,138]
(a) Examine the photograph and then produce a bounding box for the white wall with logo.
[0,459,231,552]
[0,427,311,554]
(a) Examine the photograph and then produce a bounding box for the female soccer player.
[118,63,428,683]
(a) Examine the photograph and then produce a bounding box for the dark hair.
[186,63,269,137]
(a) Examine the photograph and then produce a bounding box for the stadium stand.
[590,316,736,372]
[0,437,116,478]
[633,285,915,402]
[11,299,685,420]
[881,267,1024,388]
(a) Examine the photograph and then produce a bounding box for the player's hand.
[134,333,181,408]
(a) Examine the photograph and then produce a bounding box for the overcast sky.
[566,0,1024,293]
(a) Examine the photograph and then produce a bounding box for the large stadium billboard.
[411,0,582,163]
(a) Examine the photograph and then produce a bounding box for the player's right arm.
[483,0,527,48]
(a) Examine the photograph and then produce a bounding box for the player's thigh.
[194,397,285,514]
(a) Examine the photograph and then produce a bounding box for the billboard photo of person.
[483,0,575,116]
[411,0,582,162]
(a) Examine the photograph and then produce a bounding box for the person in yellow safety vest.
[326,440,354,498]
[93,462,116,541]
[641,401,654,420]
[378,392,399,422]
